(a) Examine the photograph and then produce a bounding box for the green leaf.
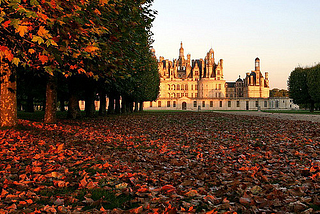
[12,57,20,66]
[30,0,39,6]
[32,35,44,45]
[10,19,19,29]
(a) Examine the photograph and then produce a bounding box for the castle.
[143,42,294,110]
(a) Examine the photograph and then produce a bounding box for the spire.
[179,41,184,59]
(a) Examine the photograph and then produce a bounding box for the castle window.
[264,101,267,107]
[181,84,184,90]
[276,101,279,108]
[228,101,231,107]
[202,101,205,107]
[185,93,188,97]
[150,101,153,107]
[173,101,176,107]
[158,101,161,107]
[167,101,170,107]
[210,101,213,107]
[191,85,193,90]
[191,93,193,98]
[219,101,222,107]
[256,101,259,107]
[218,84,221,90]
[185,84,188,90]
[195,70,199,76]
[237,101,240,107]
[177,93,180,98]
[230,94,233,98]
[195,93,198,97]
[193,101,197,107]
[177,84,180,90]
[195,85,198,90]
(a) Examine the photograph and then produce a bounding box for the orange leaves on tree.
[37,26,51,39]
[38,54,48,64]
[0,46,13,61]
[16,24,29,37]
[84,45,99,53]
[2,20,11,28]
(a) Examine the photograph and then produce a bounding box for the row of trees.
[269,88,289,97]
[0,0,160,127]
[288,64,320,112]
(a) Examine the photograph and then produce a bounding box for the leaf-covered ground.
[0,112,320,213]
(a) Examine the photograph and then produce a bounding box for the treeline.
[288,64,320,112]
[269,88,289,97]
[0,0,159,127]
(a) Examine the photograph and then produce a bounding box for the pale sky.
[151,0,320,89]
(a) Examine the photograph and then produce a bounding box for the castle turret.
[255,57,260,71]
[179,42,184,59]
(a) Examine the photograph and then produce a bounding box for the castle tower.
[255,57,260,71]
[179,42,184,59]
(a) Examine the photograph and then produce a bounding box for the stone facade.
[154,42,269,103]
[142,42,275,110]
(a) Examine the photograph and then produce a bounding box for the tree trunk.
[67,78,80,119]
[0,62,17,127]
[99,91,107,116]
[134,101,139,112]
[121,97,127,114]
[310,101,315,113]
[115,94,121,114]
[26,94,34,112]
[128,101,133,113]
[59,98,65,112]
[85,87,95,117]
[44,74,57,124]
[107,93,115,114]
[139,101,143,111]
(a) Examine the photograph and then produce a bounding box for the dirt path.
[215,111,320,123]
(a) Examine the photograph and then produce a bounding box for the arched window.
[181,84,184,90]
[177,84,180,90]
[185,84,188,90]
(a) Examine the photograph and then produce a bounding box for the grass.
[262,110,320,115]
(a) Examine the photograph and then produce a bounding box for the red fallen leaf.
[86,181,98,189]
[26,199,33,204]
[205,210,218,214]
[19,201,27,205]
[137,187,149,193]
[79,177,88,188]
[129,206,143,213]
[185,190,199,197]
[100,206,106,211]
[0,189,8,198]
[57,143,64,153]
[53,180,69,187]
[161,185,176,193]
[32,166,42,173]
[43,205,57,213]
[7,203,17,211]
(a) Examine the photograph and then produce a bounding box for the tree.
[269,88,289,97]
[288,67,315,112]
[307,64,320,104]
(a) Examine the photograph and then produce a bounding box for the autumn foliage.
[0,112,319,213]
